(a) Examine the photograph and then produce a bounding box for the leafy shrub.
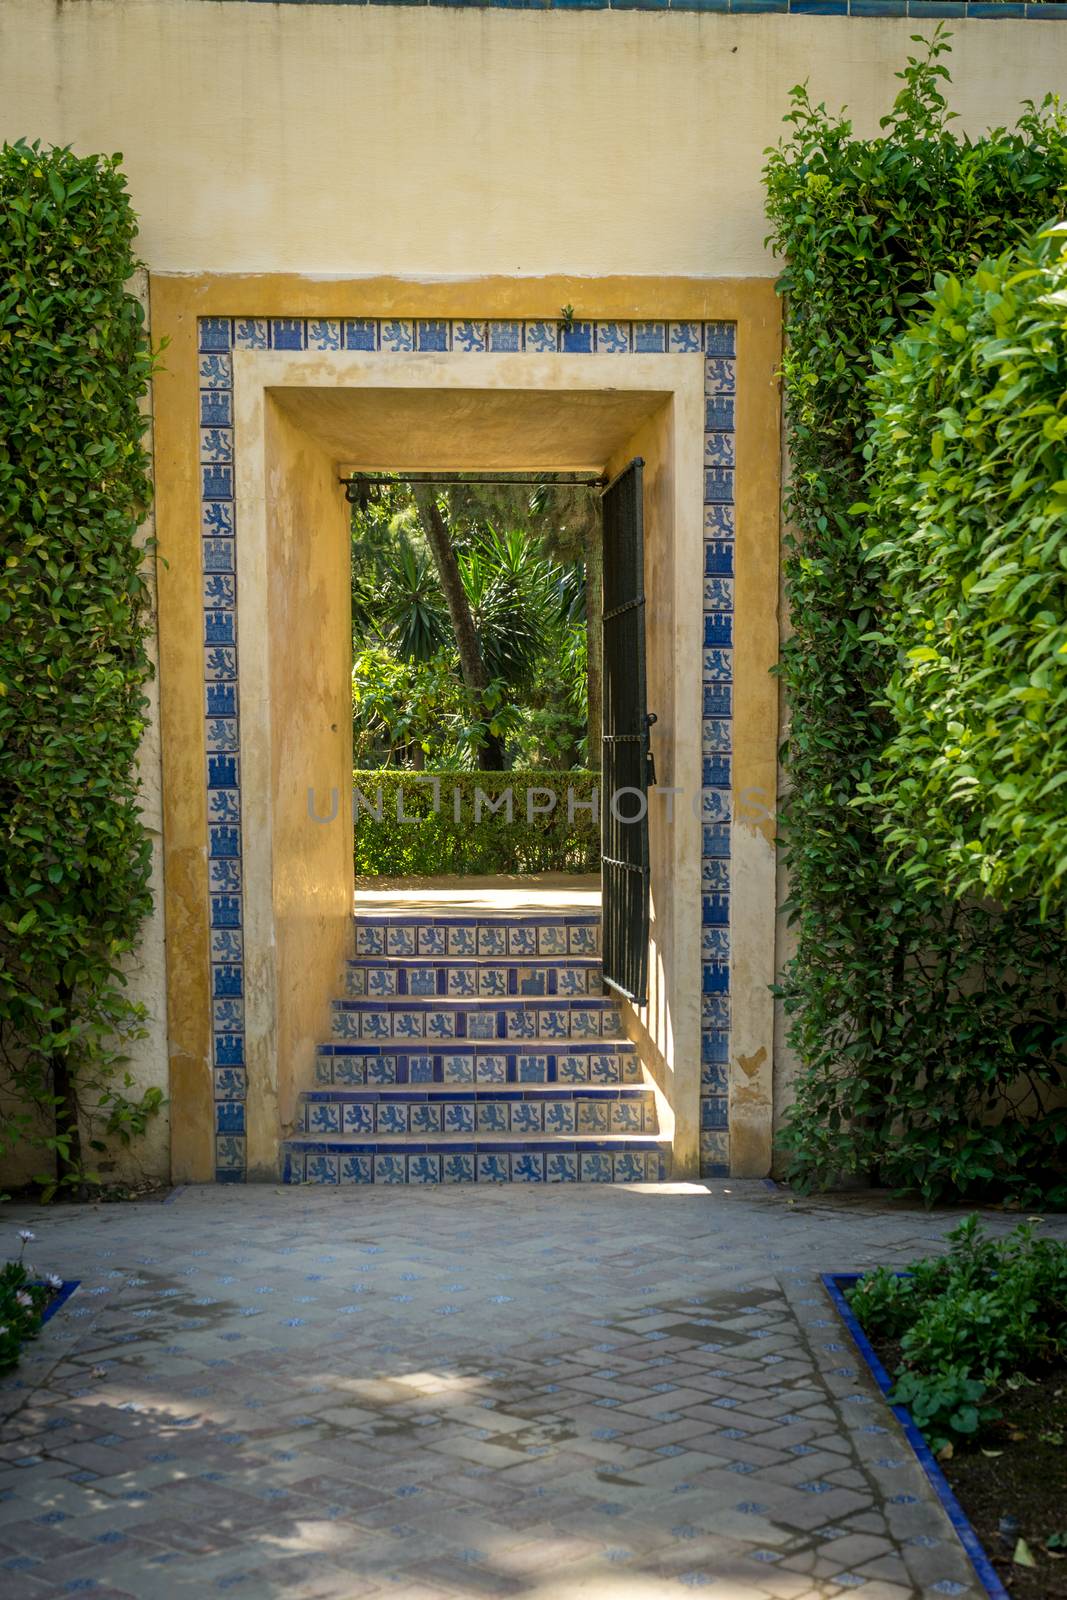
[353,770,600,877]
[0,1229,54,1375]
[763,33,1067,1207]
[847,1215,1067,1449]
[859,224,1067,914]
[0,140,161,1195]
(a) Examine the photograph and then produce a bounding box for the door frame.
[149,274,782,1183]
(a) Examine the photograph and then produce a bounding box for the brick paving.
[3,1182,1064,1599]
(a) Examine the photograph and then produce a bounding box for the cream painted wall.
[2,1,1065,279]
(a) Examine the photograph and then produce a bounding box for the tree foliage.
[0,140,161,1196]
[859,224,1067,913]
[351,485,588,771]
[763,33,1067,1206]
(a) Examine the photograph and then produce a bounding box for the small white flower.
[15,1290,33,1310]
[17,1229,35,1244]
[46,1274,63,1291]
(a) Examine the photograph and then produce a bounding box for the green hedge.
[353,771,600,876]
[763,34,1067,1206]
[860,224,1067,915]
[0,140,160,1196]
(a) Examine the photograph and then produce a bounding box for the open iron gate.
[600,458,656,1006]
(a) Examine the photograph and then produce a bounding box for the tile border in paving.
[824,1273,1009,1600]
[38,1279,80,1327]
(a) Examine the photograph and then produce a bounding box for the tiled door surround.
[151,277,780,1189]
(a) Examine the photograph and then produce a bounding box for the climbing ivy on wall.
[763,32,1067,1206]
[0,140,162,1196]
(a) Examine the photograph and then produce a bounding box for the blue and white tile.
[633,321,667,353]
[595,321,631,354]
[453,320,487,352]
[270,319,306,350]
[524,321,558,353]
[305,1154,339,1185]
[345,319,379,351]
[577,1101,610,1135]
[381,319,415,353]
[377,1104,408,1136]
[234,319,268,350]
[477,1154,509,1183]
[670,322,702,353]
[705,357,736,396]
[340,1155,373,1184]
[511,1103,542,1135]
[199,318,232,352]
[444,1103,475,1134]
[487,321,523,353]
[307,1102,340,1134]
[443,1053,475,1084]
[410,1103,442,1136]
[374,1154,407,1185]
[342,1103,374,1135]
[415,319,451,353]
[544,1101,576,1135]
[307,319,342,351]
[580,1153,613,1184]
[199,354,232,389]
[443,1153,475,1183]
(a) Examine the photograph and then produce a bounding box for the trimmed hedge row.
[860,224,1067,915]
[0,140,159,1196]
[353,770,600,876]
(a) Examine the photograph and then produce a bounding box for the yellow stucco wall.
[149,284,778,1181]
[3,0,1057,1184]
[2,2,1065,280]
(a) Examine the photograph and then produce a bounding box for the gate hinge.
[645,712,658,787]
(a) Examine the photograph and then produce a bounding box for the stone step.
[345,956,603,1000]
[281,1134,669,1186]
[354,915,600,959]
[331,996,624,1044]
[297,1085,656,1137]
[315,1043,642,1087]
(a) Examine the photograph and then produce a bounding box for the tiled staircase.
[281,909,669,1184]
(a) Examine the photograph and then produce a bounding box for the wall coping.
[226,0,1067,18]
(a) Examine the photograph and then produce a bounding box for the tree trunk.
[584,520,603,772]
[412,486,506,769]
[51,979,85,1198]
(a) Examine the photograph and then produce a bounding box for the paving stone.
[2,1183,1056,1598]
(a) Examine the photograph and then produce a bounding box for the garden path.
[354,876,601,917]
[4,1183,1063,1599]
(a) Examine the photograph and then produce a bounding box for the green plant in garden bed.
[763,31,1067,1207]
[353,769,600,877]
[0,1228,60,1375]
[0,139,163,1198]
[847,1215,1067,1451]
